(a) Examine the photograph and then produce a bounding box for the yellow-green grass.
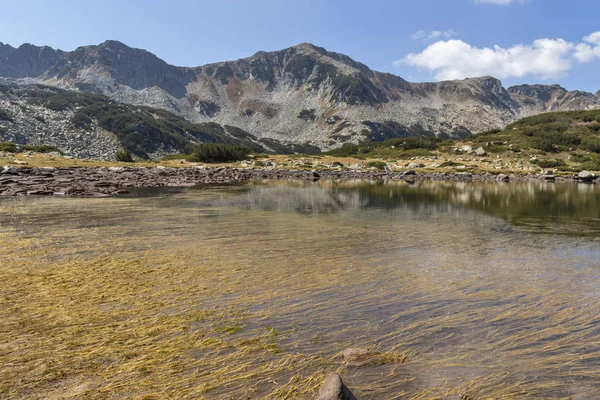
[1,147,596,177]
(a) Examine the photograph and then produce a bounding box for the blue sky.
[1,0,599,92]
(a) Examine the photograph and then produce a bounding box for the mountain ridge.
[1,40,599,151]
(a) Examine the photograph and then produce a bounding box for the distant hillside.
[0,82,318,159]
[472,109,600,154]
[0,40,598,151]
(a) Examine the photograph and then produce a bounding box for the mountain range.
[1,40,599,156]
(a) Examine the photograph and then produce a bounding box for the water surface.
[2,180,600,399]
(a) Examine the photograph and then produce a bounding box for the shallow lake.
[2,179,600,399]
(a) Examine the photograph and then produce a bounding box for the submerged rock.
[317,373,356,400]
[342,347,407,368]
[342,348,383,368]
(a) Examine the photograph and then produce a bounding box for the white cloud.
[583,32,600,45]
[412,29,457,41]
[574,33,600,62]
[397,32,600,81]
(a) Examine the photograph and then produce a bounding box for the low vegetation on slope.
[0,85,328,159]
[12,85,264,158]
[1,83,322,159]
[188,143,251,163]
[321,109,600,172]
[473,110,600,153]
[325,136,444,159]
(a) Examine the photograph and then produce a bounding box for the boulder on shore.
[578,170,597,182]
[475,146,487,156]
[406,162,424,169]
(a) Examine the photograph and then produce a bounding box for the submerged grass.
[2,186,600,398]
[0,228,333,399]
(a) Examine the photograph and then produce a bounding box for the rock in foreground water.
[317,373,356,400]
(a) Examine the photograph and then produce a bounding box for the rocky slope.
[1,40,599,152]
[507,84,600,116]
[0,81,301,159]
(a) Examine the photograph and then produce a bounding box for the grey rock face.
[0,42,63,78]
[508,84,599,115]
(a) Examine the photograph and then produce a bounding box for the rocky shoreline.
[0,165,595,197]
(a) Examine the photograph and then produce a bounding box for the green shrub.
[478,128,502,136]
[381,136,439,151]
[588,124,600,132]
[486,145,508,153]
[188,143,250,163]
[440,161,464,167]
[366,161,387,170]
[582,136,600,153]
[71,112,93,129]
[323,144,359,157]
[580,160,600,171]
[397,149,432,158]
[0,109,13,122]
[570,153,591,163]
[537,159,566,168]
[160,154,189,161]
[116,149,134,162]
[531,137,556,152]
[22,144,63,154]
[0,142,17,153]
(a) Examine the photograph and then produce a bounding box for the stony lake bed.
[0,151,598,197]
[0,164,594,198]
[3,179,600,399]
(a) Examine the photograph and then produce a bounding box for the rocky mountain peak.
[43,40,196,98]
[0,40,599,152]
[507,84,598,114]
[0,42,63,78]
[97,39,132,51]
[507,84,567,102]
